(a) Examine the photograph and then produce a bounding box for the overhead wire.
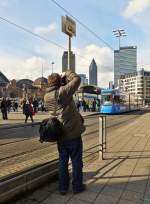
[0,16,66,50]
[0,16,91,63]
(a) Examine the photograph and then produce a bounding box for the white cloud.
[123,0,150,18]
[76,44,113,87]
[0,51,49,80]
[122,0,150,33]
[33,23,56,35]
[0,43,114,88]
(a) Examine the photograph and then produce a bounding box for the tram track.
[0,112,144,165]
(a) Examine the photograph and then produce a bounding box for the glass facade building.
[114,46,137,88]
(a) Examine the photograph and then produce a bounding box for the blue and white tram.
[100,89,138,114]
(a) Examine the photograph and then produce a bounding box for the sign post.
[61,15,76,70]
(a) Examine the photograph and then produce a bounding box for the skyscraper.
[114,46,137,88]
[89,58,97,86]
[62,51,75,72]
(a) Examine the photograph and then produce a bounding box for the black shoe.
[73,184,86,194]
[59,191,67,195]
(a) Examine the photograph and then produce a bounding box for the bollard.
[99,115,106,160]
[103,116,107,152]
[99,117,103,160]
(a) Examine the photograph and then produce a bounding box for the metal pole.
[99,116,105,160]
[103,116,107,152]
[68,36,71,70]
[99,117,103,160]
[129,93,130,110]
[51,62,54,73]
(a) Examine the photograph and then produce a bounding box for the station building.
[0,71,48,99]
[0,72,9,97]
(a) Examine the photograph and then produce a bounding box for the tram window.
[114,95,120,103]
[102,95,113,105]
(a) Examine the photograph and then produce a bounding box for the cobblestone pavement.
[11,111,150,204]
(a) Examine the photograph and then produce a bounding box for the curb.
[0,160,58,204]
[0,112,100,130]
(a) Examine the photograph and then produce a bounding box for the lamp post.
[113,29,127,49]
[51,62,55,73]
[113,29,127,87]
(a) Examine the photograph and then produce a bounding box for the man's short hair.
[48,73,61,87]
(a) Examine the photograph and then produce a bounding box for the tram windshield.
[102,94,113,105]
[101,89,125,106]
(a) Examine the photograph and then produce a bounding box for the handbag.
[39,90,64,143]
[39,117,64,143]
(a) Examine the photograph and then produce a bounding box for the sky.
[0,0,150,87]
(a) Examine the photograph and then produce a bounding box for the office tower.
[114,46,137,88]
[89,58,97,86]
[62,51,75,72]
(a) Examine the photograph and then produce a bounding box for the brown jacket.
[44,71,85,141]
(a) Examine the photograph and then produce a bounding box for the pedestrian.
[82,99,86,112]
[33,98,38,113]
[44,71,86,195]
[22,98,26,114]
[92,98,96,112]
[6,98,12,112]
[89,100,93,112]
[0,97,8,120]
[24,100,34,124]
[13,101,18,112]
[96,99,100,112]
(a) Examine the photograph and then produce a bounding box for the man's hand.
[61,72,66,78]
[61,72,67,86]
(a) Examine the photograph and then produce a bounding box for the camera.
[61,76,67,86]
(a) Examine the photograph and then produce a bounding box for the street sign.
[61,15,76,37]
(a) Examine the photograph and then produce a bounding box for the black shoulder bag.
[39,90,64,143]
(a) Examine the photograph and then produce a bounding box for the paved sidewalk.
[12,112,150,204]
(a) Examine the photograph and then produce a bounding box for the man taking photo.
[44,70,85,195]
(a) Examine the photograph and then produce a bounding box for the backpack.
[39,117,64,143]
[39,89,64,143]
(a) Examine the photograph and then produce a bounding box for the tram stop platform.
[2,111,150,204]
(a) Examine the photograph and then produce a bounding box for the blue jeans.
[57,137,83,192]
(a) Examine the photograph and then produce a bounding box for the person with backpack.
[44,71,85,195]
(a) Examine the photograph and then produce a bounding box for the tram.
[100,89,140,114]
